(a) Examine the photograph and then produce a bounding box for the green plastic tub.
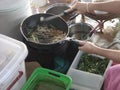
[22,68,72,90]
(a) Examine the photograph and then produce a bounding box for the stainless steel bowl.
[69,23,93,40]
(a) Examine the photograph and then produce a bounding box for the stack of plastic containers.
[0,34,28,90]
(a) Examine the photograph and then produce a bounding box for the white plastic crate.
[0,34,28,90]
[70,84,95,90]
[67,51,112,90]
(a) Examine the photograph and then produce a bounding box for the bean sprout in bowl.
[27,24,66,44]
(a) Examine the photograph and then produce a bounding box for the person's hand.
[67,1,120,21]
[66,2,87,14]
[78,40,98,54]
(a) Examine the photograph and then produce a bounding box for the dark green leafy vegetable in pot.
[77,53,109,75]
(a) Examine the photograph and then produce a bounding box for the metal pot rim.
[44,3,70,13]
[20,13,69,45]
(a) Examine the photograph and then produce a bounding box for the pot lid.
[0,0,29,12]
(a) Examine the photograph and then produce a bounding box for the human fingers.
[64,2,78,14]
[78,40,86,47]
[78,41,87,51]
[78,41,92,53]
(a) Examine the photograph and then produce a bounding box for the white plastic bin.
[67,51,112,90]
[0,34,28,90]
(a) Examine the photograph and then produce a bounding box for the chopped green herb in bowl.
[77,53,109,75]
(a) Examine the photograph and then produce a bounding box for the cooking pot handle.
[69,13,79,21]
[64,8,77,15]
[65,37,84,47]
[67,13,79,26]
[64,9,79,25]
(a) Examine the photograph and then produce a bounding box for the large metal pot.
[45,3,70,15]
[44,3,79,24]
[20,13,69,55]
[45,3,70,21]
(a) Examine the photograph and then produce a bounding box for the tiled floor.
[25,61,41,79]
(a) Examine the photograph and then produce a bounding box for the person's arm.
[88,0,120,14]
[78,41,120,62]
[67,0,120,21]
[92,45,120,62]
[70,0,120,14]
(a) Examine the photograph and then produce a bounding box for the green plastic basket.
[22,67,72,90]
